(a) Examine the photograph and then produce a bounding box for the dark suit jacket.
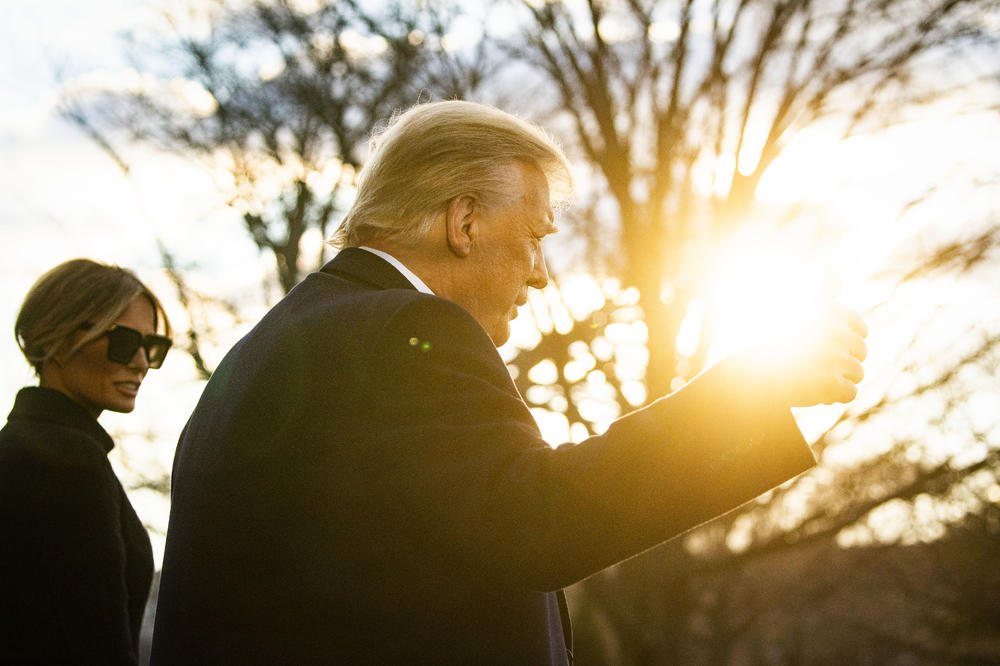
[151,248,814,665]
[0,387,153,665]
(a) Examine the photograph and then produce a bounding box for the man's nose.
[528,250,549,290]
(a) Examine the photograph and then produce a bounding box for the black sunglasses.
[81,323,172,369]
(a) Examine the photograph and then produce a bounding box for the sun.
[697,230,836,365]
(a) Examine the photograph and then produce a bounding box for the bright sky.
[2,0,999,561]
[1,0,272,561]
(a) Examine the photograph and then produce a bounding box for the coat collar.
[7,386,115,453]
[320,247,418,292]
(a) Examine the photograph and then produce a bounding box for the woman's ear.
[445,194,478,258]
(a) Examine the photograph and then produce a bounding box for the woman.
[0,259,172,665]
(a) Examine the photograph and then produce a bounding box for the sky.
[3,0,999,562]
[1,0,272,560]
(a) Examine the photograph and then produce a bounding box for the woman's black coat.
[0,387,153,665]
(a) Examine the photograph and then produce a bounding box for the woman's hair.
[15,258,172,374]
[330,100,573,249]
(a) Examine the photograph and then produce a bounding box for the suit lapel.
[320,247,418,292]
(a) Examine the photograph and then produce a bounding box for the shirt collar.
[358,246,435,295]
[7,386,115,454]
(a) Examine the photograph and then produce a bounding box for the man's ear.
[445,194,478,258]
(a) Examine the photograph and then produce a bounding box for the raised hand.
[736,274,869,408]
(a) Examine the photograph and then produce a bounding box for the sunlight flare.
[702,232,835,364]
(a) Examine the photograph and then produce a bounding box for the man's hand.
[738,300,869,408]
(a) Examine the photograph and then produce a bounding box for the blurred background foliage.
[57,0,1000,662]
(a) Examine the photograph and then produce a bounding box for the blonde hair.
[330,100,573,249]
[15,259,172,374]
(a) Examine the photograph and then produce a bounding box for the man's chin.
[489,322,512,348]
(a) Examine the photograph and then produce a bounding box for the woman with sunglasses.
[0,258,172,665]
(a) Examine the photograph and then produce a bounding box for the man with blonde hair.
[152,101,867,664]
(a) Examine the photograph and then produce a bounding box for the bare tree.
[507,0,999,399]
[62,0,491,294]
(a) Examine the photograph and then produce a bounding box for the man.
[151,101,867,664]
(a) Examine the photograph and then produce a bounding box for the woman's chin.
[106,398,138,414]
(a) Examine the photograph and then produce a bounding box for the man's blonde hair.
[15,258,172,374]
[330,100,572,249]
